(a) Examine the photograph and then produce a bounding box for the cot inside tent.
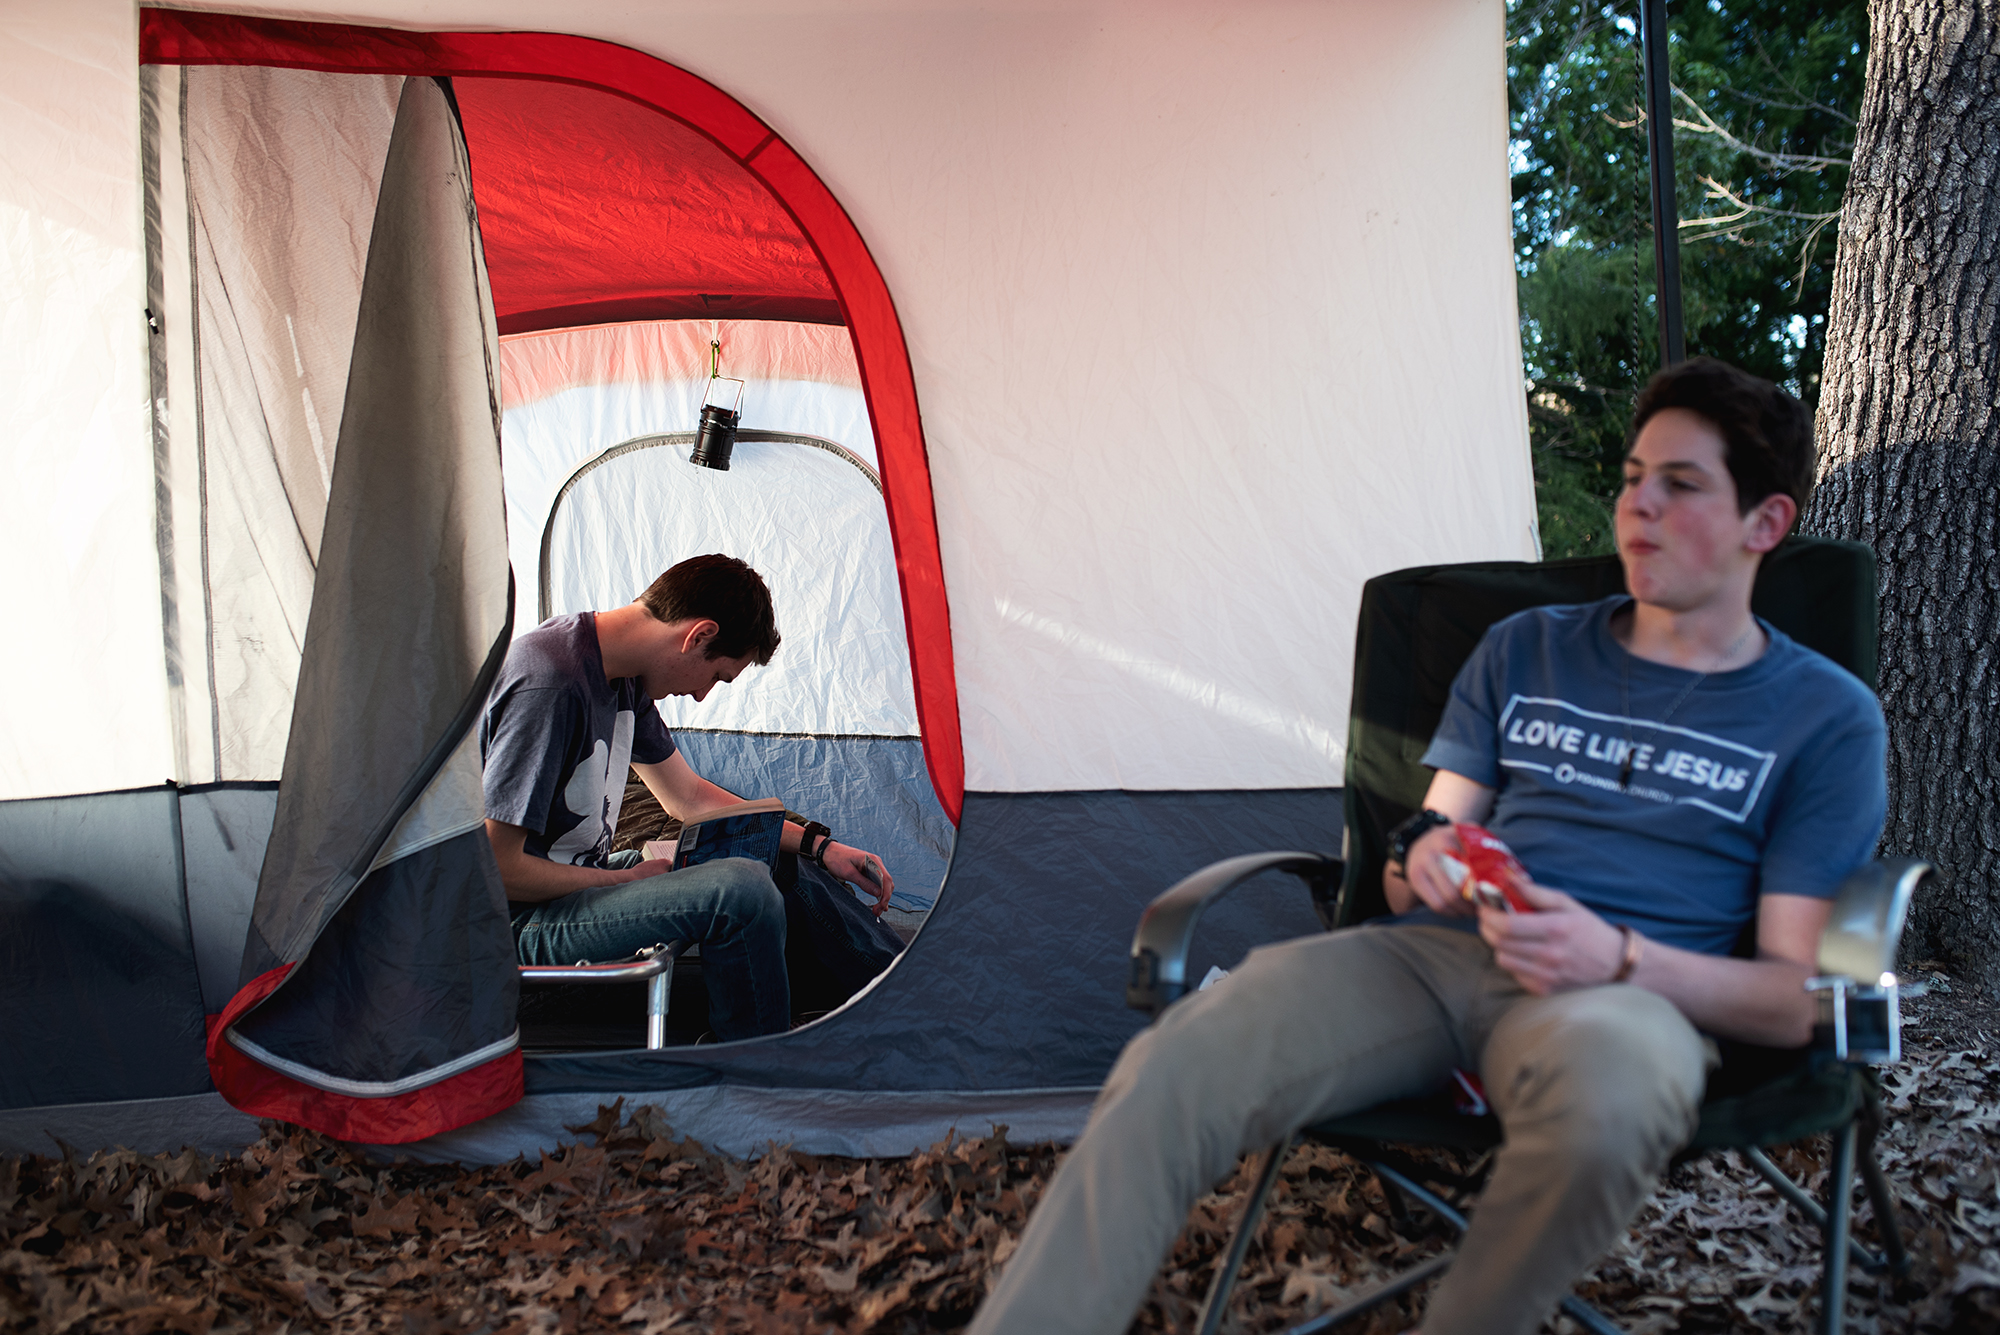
[499,318,952,910]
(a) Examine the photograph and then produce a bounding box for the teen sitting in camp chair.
[481,553,905,1041]
[968,358,1887,1335]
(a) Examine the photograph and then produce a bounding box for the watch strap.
[799,820,833,866]
[1388,808,1453,871]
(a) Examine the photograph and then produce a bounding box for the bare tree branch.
[1709,80,1859,127]
[1740,27,1861,126]
[1680,176,1842,291]
[1671,87,1851,172]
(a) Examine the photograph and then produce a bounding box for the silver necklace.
[1617,620,1756,790]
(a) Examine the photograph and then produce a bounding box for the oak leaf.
[352,1195,421,1240]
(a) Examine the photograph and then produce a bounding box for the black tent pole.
[1639,0,1686,366]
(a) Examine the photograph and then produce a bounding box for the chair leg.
[1741,1146,1884,1273]
[1856,1087,1911,1278]
[1196,1133,1295,1335]
[1855,1147,1908,1279]
[1282,1252,1456,1335]
[1556,1294,1627,1335]
[1370,1160,1470,1233]
[1279,1162,1627,1335]
[1817,1121,1858,1335]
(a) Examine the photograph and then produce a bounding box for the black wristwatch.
[798,821,834,867]
[1387,808,1453,873]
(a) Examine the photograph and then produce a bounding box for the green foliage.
[1509,0,1868,557]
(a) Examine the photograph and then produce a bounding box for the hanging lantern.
[690,340,744,470]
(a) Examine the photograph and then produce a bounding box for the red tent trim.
[141,9,965,824]
[206,967,525,1144]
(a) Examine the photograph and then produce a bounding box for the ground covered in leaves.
[3,977,1995,1334]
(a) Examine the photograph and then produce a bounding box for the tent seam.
[180,67,224,785]
[226,1028,521,1097]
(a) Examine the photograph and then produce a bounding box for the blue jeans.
[509,857,789,1040]
[778,855,906,1001]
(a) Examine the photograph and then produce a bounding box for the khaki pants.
[971,926,1710,1335]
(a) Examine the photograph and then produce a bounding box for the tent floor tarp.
[0,1086,1095,1167]
[0,1094,261,1160]
[361,1086,1099,1165]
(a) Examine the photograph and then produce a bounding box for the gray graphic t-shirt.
[1420,597,1886,955]
[480,613,676,868]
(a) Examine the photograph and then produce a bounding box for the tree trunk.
[1805,0,2000,986]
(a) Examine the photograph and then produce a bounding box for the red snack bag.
[1439,822,1535,913]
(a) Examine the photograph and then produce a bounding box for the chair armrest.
[519,939,686,983]
[1807,859,1929,1065]
[1126,852,1342,1018]
[1816,859,1929,982]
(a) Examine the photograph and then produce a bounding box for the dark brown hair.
[638,555,781,664]
[1630,357,1815,528]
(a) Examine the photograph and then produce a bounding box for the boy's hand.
[1400,824,1477,918]
[1479,881,1628,993]
[823,842,895,915]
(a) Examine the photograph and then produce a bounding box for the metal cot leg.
[646,960,672,1050]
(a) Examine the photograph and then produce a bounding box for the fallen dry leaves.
[0,1103,1053,1335]
[2,976,1994,1334]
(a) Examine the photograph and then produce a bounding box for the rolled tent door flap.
[206,75,520,1143]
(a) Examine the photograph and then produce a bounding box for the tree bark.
[1805,0,2000,985]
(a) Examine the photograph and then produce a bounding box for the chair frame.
[1126,851,1926,1335]
[1121,537,1916,1335]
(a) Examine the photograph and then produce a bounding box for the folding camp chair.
[1124,537,1923,1335]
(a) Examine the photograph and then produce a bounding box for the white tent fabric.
[498,321,875,600]
[3,0,1531,1159]
[2,0,1531,807]
[543,436,916,737]
[506,319,912,738]
[160,65,405,785]
[0,2,165,802]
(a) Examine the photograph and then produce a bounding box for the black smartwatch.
[798,821,834,867]
[1387,808,1452,873]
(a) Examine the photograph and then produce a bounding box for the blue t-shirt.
[1418,596,1886,956]
[480,613,676,869]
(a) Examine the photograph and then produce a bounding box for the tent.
[0,0,1536,1161]
[502,318,954,908]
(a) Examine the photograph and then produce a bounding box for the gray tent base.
[360,1085,1099,1165]
[0,1085,1095,1168]
[0,1084,1098,1169]
[1,786,1339,1162]
[0,1094,261,1160]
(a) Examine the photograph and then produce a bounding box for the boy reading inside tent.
[480,554,906,1040]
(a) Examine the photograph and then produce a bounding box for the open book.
[642,797,787,871]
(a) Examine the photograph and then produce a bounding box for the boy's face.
[648,648,755,704]
[1616,408,1781,612]
[639,619,755,703]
